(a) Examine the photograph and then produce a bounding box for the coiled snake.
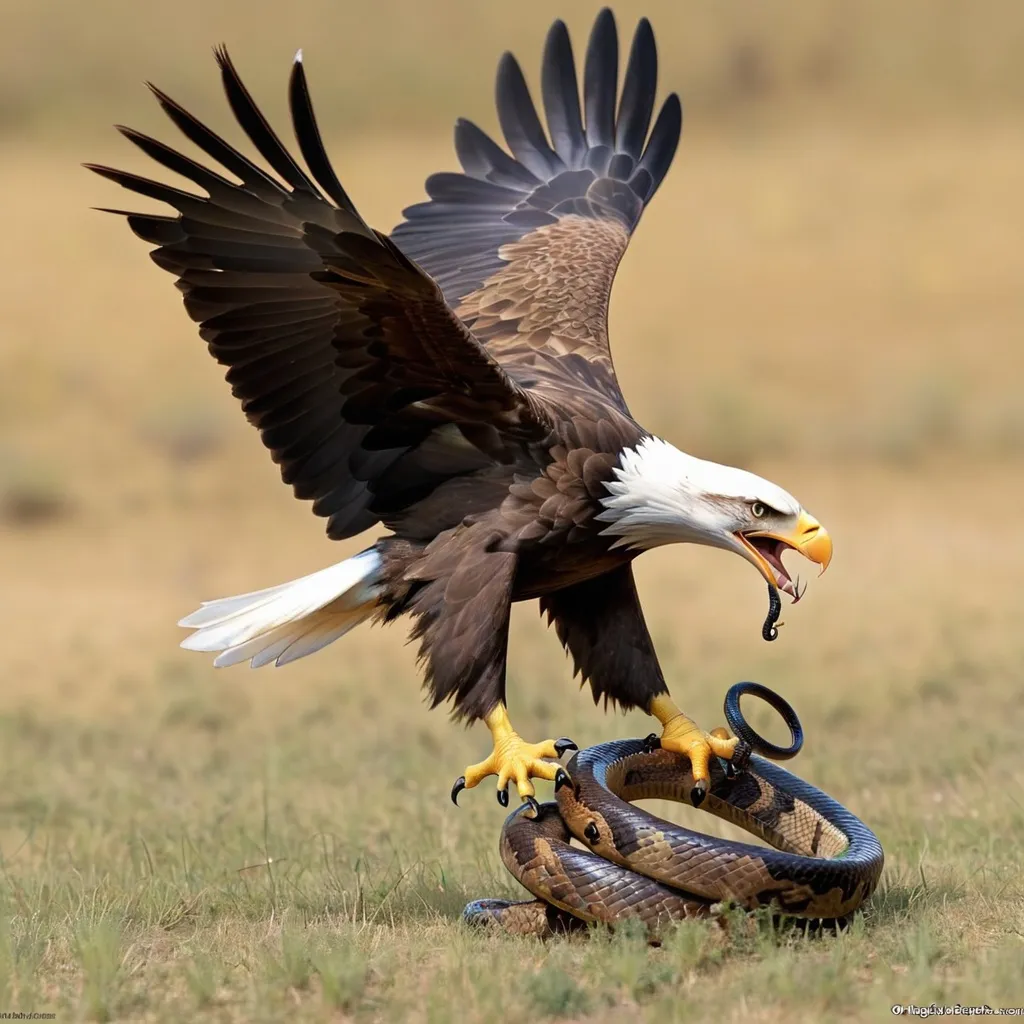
[464,683,884,937]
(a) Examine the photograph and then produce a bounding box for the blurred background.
[1,2,1023,1015]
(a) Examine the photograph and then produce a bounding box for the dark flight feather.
[541,21,587,167]
[583,8,618,152]
[89,49,550,543]
[392,7,682,414]
[287,53,358,212]
[214,46,320,196]
[146,82,285,199]
[495,53,565,182]
[615,19,657,159]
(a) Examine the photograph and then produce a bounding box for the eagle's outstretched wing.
[88,50,550,541]
[391,9,681,416]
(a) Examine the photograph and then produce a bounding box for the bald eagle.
[89,9,832,807]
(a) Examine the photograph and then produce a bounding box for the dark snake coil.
[464,683,884,937]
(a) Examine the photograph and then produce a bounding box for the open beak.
[735,511,833,602]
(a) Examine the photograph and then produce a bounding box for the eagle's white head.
[597,436,832,602]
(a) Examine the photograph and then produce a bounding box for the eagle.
[89,9,832,809]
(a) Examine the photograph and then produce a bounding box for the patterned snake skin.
[464,740,884,937]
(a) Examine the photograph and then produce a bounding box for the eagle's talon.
[456,705,564,806]
[451,776,466,806]
[649,696,740,798]
[729,739,753,772]
[642,732,661,753]
[522,794,541,818]
[553,737,578,758]
[554,768,572,791]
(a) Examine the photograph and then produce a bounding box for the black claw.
[522,795,541,818]
[724,759,738,780]
[730,740,752,771]
[553,737,578,758]
[554,768,572,792]
[690,780,708,808]
[497,786,509,808]
[450,776,466,806]
[642,732,662,754]
[583,821,600,845]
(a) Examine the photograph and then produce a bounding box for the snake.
[463,682,884,937]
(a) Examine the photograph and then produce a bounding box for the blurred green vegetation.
[3,0,1023,141]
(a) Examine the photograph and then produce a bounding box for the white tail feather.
[179,548,383,668]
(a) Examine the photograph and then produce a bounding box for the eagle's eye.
[751,501,768,518]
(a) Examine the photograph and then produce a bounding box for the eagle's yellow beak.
[736,511,832,601]
[780,511,833,572]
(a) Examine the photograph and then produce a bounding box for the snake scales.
[464,683,884,937]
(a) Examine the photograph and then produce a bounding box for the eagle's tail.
[177,548,383,668]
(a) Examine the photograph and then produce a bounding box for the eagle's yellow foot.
[649,694,739,808]
[451,704,577,808]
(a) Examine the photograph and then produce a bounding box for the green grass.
[0,626,1022,1022]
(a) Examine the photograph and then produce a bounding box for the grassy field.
[2,2,1024,1020]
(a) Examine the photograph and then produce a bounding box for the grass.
[0,671,1021,1024]
[2,3,1024,1018]
[0,472,1022,1023]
